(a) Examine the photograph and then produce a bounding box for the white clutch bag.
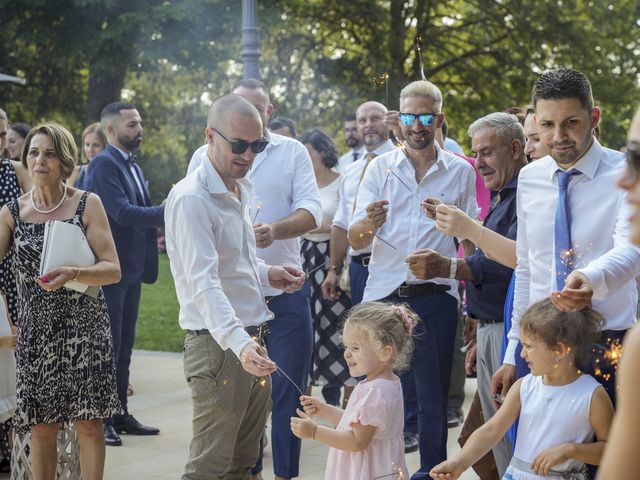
[40,220,96,293]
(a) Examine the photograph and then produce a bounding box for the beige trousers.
[182,333,272,480]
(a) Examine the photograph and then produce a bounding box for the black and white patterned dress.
[0,158,21,324]
[8,193,121,434]
[0,157,21,467]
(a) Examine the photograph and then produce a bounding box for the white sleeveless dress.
[503,374,600,480]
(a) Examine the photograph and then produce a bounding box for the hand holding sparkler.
[429,458,466,479]
[299,394,328,418]
[239,342,276,376]
[421,197,443,220]
[435,204,483,242]
[253,222,275,248]
[366,200,389,229]
[268,266,305,293]
[384,110,404,142]
[551,271,593,312]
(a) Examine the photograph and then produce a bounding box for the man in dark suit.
[86,102,164,446]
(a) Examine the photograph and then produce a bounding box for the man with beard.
[336,113,365,172]
[492,68,640,408]
[86,102,165,447]
[348,81,478,478]
[321,101,396,417]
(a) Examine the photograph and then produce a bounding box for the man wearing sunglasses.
[493,68,640,413]
[348,80,479,478]
[167,94,306,480]
[188,80,321,480]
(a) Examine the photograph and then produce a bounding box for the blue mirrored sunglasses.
[399,112,438,127]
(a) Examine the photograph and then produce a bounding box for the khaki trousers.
[182,333,272,480]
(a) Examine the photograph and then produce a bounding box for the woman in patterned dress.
[299,129,355,406]
[0,123,121,480]
[0,108,30,473]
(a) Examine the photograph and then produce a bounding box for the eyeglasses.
[625,141,640,182]
[399,112,439,127]
[213,128,269,154]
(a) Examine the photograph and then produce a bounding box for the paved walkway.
[2,350,481,479]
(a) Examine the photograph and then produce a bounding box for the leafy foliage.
[1,0,638,203]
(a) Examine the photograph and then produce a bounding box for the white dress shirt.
[112,144,146,200]
[351,143,479,301]
[189,132,322,296]
[505,138,640,365]
[165,157,274,358]
[336,146,366,173]
[333,140,396,256]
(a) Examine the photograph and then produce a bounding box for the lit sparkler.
[252,202,263,224]
[274,364,305,397]
[373,462,406,479]
[305,258,330,278]
[385,167,412,192]
[360,230,398,251]
[415,37,426,81]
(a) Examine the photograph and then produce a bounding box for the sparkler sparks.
[364,229,397,250]
[373,462,406,479]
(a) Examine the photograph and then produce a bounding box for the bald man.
[165,93,305,480]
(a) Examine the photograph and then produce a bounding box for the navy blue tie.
[555,169,581,290]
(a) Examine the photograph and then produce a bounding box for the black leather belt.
[478,318,503,326]
[390,282,450,298]
[351,254,371,267]
[187,323,270,343]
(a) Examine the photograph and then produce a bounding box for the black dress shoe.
[447,406,464,428]
[113,414,160,435]
[403,432,419,453]
[104,423,122,446]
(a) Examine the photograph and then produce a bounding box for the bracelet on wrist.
[449,258,458,279]
[328,265,339,274]
[72,267,81,282]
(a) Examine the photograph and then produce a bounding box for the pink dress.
[324,378,408,479]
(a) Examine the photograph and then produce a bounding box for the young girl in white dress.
[290,301,416,479]
[430,298,614,480]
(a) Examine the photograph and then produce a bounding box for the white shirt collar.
[202,152,252,195]
[546,136,602,181]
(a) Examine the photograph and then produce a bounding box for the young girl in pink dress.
[290,301,416,479]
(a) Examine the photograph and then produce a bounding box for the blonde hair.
[343,301,418,372]
[399,80,443,112]
[81,122,107,164]
[22,123,77,180]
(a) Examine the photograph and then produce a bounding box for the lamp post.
[241,0,260,80]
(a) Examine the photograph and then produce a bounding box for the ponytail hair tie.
[391,306,414,336]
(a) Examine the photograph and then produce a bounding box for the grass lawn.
[136,254,184,352]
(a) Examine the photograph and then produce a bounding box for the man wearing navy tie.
[86,102,165,446]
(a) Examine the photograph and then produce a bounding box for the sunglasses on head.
[625,141,640,181]
[213,128,269,154]
[399,112,439,127]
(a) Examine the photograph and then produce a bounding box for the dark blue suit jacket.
[86,144,164,283]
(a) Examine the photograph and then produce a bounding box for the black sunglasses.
[213,128,269,154]
[625,141,640,182]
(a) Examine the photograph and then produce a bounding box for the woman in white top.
[430,297,614,480]
[299,128,355,407]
